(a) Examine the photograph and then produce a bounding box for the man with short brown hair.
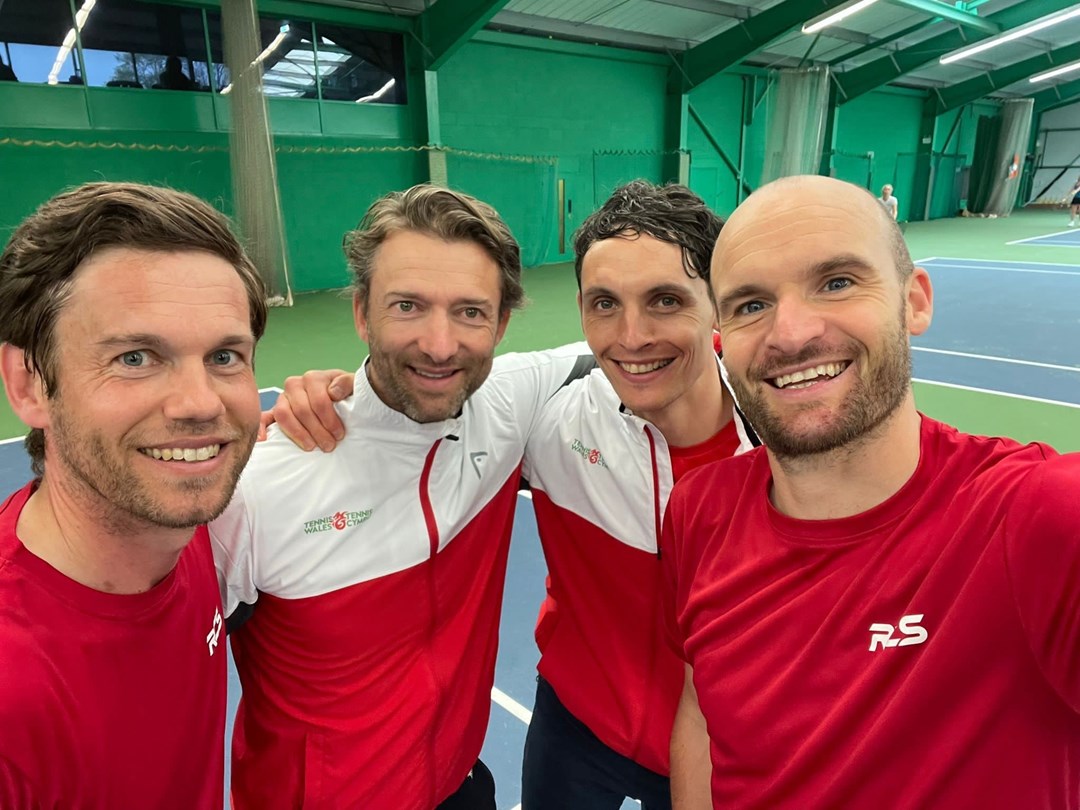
[0,181,266,807]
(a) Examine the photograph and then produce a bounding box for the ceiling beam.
[933,41,1080,115]
[418,0,514,70]
[826,0,994,68]
[651,0,752,19]
[675,0,853,90]
[1032,76,1080,114]
[489,10,689,52]
[835,0,1078,103]
[884,0,999,35]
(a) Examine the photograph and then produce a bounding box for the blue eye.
[595,299,615,311]
[658,295,679,308]
[211,350,239,366]
[736,301,766,315]
[120,351,147,367]
[825,277,852,292]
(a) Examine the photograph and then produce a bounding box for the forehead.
[714,188,891,290]
[371,229,501,298]
[581,233,704,292]
[61,247,252,338]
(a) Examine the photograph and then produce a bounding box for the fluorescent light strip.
[940,6,1080,65]
[48,0,96,85]
[1030,59,1080,83]
[803,0,880,35]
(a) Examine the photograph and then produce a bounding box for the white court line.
[0,437,23,447]
[517,489,533,500]
[1006,228,1079,245]
[922,262,1080,277]
[922,256,1080,269]
[492,687,533,725]
[912,347,1080,374]
[914,378,1080,409]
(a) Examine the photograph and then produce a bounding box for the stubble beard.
[48,404,255,532]
[730,314,912,462]
[365,331,492,423]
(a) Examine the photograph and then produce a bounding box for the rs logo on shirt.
[206,608,223,656]
[868,614,928,651]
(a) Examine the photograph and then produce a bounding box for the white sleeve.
[208,478,258,623]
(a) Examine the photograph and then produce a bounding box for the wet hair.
[573,180,723,287]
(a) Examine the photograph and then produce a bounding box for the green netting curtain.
[222,0,292,304]
[760,67,830,184]
[967,98,1033,217]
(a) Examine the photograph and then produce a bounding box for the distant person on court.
[157,55,196,90]
[209,185,589,810]
[1067,176,1080,226]
[879,183,898,220]
[666,175,1080,809]
[0,182,267,807]
[270,181,757,810]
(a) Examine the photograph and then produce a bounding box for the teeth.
[142,444,221,462]
[619,359,672,375]
[773,362,848,390]
[415,369,454,379]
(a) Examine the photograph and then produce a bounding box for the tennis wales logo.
[570,439,609,469]
[303,509,374,535]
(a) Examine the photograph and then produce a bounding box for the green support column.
[908,95,939,222]
[405,34,444,185]
[664,78,690,185]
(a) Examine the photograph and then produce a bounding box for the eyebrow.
[95,333,254,351]
[717,253,875,312]
[582,281,696,299]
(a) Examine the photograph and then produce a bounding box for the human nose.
[163,361,227,423]
[616,307,653,350]
[765,297,826,356]
[416,311,458,363]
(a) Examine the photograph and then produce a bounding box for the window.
[78,0,210,90]
[0,0,79,85]
[315,24,405,104]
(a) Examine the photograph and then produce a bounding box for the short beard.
[365,331,489,424]
[49,407,254,532]
[730,312,912,461]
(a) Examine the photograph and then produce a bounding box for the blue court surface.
[1006,227,1080,248]
[1,256,1079,809]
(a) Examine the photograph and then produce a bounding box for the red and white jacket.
[210,347,588,810]
[523,362,756,775]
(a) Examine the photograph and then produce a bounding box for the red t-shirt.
[664,417,1080,808]
[0,482,227,809]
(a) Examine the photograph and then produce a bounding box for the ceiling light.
[803,0,881,35]
[940,6,1080,65]
[1030,59,1080,83]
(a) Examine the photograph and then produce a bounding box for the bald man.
[664,175,1080,809]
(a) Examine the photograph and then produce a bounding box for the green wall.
[438,34,669,264]
[835,87,924,220]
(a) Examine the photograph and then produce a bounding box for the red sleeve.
[0,755,39,810]
[1004,453,1080,713]
[661,486,689,662]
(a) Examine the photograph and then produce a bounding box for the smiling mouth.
[139,444,221,462]
[617,359,673,375]
[411,367,459,380]
[769,362,850,390]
